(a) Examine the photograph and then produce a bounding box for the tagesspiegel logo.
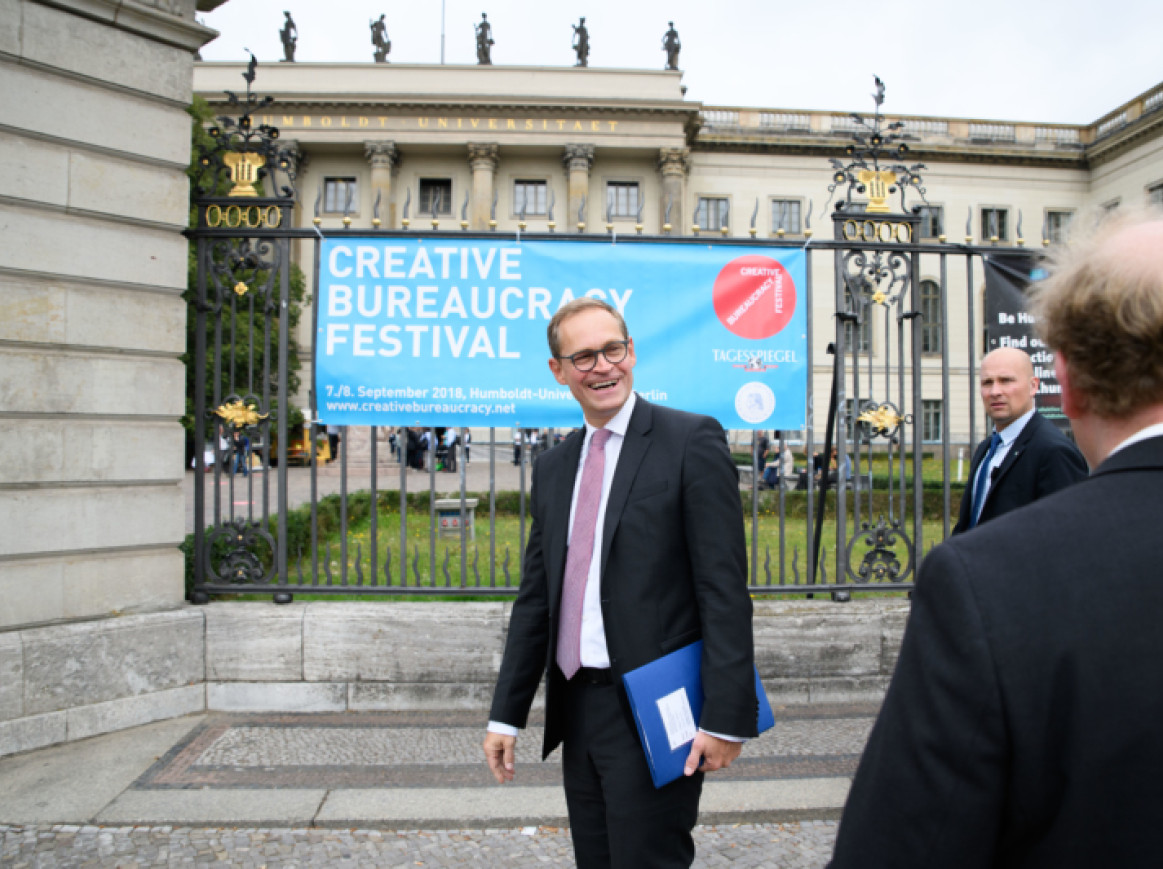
[712,255,796,340]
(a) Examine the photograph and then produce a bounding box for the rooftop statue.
[370,14,390,63]
[475,13,493,65]
[662,21,680,70]
[572,17,589,67]
[279,11,297,62]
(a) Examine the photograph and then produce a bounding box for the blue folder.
[621,640,775,788]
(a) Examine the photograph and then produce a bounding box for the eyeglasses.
[557,339,630,372]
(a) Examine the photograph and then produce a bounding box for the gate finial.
[825,76,929,216]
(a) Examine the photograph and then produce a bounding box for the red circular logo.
[712,256,796,339]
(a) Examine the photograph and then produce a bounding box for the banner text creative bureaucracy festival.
[316,238,807,430]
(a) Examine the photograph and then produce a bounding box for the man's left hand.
[684,732,742,776]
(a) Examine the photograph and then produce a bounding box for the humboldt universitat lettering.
[259,115,619,132]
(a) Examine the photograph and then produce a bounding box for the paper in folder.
[621,640,774,788]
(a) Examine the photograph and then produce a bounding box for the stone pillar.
[563,144,595,231]
[364,140,398,227]
[658,148,689,233]
[0,0,215,754]
[467,143,499,230]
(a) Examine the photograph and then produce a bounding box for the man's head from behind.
[1032,209,1163,462]
[1033,209,1163,420]
[980,347,1038,432]
[547,298,635,428]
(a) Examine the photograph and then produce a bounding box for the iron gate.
[188,69,1015,602]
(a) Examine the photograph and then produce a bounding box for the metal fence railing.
[190,200,1020,603]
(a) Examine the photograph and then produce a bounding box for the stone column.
[658,148,689,233]
[467,143,499,230]
[0,0,215,755]
[364,140,398,227]
[563,144,595,232]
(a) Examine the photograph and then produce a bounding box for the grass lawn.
[226,506,943,601]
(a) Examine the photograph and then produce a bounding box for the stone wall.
[0,599,909,757]
[0,0,214,628]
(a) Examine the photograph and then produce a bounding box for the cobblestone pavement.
[0,821,839,867]
[137,706,874,790]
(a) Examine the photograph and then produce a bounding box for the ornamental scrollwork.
[197,238,281,316]
[206,518,277,586]
[856,401,909,440]
[847,515,914,584]
[194,54,299,199]
[841,246,911,308]
[214,398,269,430]
[826,76,929,216]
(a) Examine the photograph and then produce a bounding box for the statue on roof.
[475,13,493,65]
[662,22,681,70]
[572,17,589,67]
[279,11,297,62]
[370,14,391,63]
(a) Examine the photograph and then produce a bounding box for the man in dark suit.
[953,346,1086,533]
[484,298,757,868]
[830,209,1163,867]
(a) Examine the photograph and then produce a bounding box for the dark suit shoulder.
[633,397,728,442]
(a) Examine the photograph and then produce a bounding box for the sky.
[197,0,1161,125]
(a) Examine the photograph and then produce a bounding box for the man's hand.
[484,731,517,784]
[684,732,742,777]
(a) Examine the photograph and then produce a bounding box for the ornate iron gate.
[188,68,1011,602]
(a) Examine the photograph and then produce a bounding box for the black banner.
[982,253,1066,427]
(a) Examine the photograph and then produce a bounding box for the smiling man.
[953,346,1086,533]
[483,298,756,869]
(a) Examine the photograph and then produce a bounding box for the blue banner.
[315,238,807,429]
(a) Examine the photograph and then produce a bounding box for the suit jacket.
[953,411,1087,534]
[831,435,1163,868]
[489,396,758,760]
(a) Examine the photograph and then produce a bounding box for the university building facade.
[194,62,1163,447]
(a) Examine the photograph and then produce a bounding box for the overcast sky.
[198,0,1159,125]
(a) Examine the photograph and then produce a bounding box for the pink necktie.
[557,428,612,680]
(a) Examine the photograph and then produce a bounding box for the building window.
[606,182,639,219]
[1045,209,1073,244]
[917,205,944,239]
[323,177,357,214]
[920,280,942,354]
[842,287,872,353]
[770,199,801,234]
[419,178,452,215]
[1101,198,1121,213]
[981,207,1008,241]
[514,180,547,216]
[922,400,943,443]
[1149,183,1163,207]
[696,196,730,231]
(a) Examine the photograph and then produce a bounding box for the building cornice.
[35,0,217,52]
[693,132,1089,169]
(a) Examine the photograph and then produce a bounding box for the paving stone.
[0,821,839,865]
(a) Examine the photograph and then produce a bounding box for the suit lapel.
[987,413,1041,496]
[599,397,653,580]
